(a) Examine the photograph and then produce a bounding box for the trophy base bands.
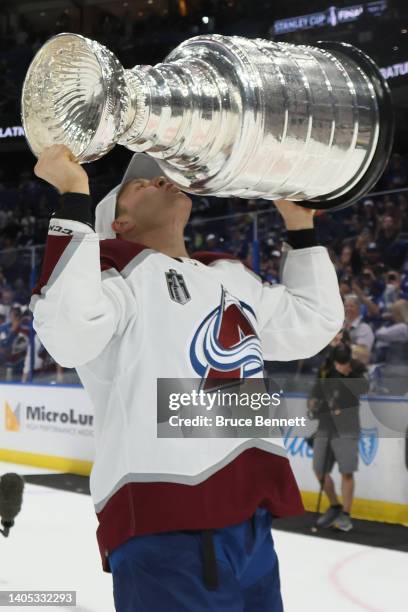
[0,591,76,606]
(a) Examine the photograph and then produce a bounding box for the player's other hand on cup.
[34,144,90,195]
[273,199,315,231]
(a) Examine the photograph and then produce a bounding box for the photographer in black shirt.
[308,342,369,531]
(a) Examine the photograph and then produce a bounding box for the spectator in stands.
[351,344,371,366]
[339,276,353,299]
[375,300,408,346]
[360,199,377,234]
[375,215,407,269]
[401,262,408,294]
[381,270,408,311]
[19,305,31,336]
[0,266,10,292]
[0,234,19,278]
[0,287,14,320]
[0,305,29,378]
[396,193,408,231]
[21,207,35,233]
[21,333,64,383]
[376,215,400,251]
[384,154,408,189]
[337,244,361,277]
[344,294,375,354]
[18,171,42,212]
[12,278,30,304]
[337,244,353,276]
[375,299,408,394]
[17,224,35,246]
[354,227,374,256]
[228,226,250,260]
[362,241,382,267]
[261,251,281,284]
[383,196,398,217]
[351,267,384,320]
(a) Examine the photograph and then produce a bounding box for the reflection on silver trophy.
[21,33,393,209]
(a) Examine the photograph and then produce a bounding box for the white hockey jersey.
[30,195,344,570]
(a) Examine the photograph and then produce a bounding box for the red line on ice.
[329,549,381,612]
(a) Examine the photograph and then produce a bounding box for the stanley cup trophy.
[21,33,394,210]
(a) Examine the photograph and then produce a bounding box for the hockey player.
[31,144,344,612]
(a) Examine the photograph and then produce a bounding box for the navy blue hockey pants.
[109,508,283,611]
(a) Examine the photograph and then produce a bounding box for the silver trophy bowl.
[22,33,393,210]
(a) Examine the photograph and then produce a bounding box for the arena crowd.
[0,151,407,387]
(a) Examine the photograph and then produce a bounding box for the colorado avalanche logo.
[190,286,263,390]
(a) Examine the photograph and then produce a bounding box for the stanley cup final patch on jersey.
[166,269,191,305]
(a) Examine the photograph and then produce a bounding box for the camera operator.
[308,342,369,531]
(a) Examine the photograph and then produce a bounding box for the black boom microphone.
[0,473,25,537]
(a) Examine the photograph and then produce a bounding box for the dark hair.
[332,342,352,365]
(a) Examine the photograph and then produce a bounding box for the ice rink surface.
[0,461,407,612]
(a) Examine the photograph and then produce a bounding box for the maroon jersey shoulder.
[100,239,150,273]
[191,251,240,266]
[191,251,254,272]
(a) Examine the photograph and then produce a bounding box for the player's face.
[114,176,192,235]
